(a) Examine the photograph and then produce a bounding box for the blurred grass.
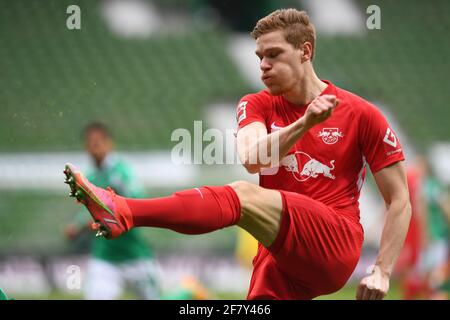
[8,282,401,300]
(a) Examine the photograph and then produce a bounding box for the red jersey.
[236,80,405,223]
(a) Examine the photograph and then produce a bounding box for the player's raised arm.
[356,161,411,300]
[236,94,338,174]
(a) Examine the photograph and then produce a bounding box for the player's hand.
[302,94,339,129]
[356,265,390,300]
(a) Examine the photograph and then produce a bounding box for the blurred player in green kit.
[419,157,450,299]
[64,122,210,300]
[64,122,161,300]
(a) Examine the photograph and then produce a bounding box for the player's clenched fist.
[356,266,390,300]
[303,94,339,129]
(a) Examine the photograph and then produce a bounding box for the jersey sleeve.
[236,92,270,130]
[359,103,405,173]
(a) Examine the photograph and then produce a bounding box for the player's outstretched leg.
[63,163,242,239]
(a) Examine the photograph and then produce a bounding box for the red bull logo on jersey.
[317,128,344,144]
[280,152,336,182]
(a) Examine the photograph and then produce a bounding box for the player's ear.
[300,42,313,62]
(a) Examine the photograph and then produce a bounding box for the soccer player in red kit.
[63,9,411,300]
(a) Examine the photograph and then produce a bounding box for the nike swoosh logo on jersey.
[271,122,284,131]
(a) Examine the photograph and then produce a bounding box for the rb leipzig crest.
[317,128,344,145]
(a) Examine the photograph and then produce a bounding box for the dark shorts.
[247,190,364,300]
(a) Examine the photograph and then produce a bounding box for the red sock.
[123,186,241,235]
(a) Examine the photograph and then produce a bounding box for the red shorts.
[247,191,364,300]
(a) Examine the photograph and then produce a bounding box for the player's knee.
[229,180,258,196]
[228,180,259,209]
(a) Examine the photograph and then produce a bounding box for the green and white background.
[1,0,449,299]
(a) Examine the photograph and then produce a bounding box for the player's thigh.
[84,258,122,300]
[228,180,283,247]
[121,259,162,300]
[229,180,282,215]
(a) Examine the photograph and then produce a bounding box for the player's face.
[255,30,304,95]
[85,130,113,165]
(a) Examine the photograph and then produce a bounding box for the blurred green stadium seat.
[1,0,449,152]
[0,0,249,152]
[314,0,450,150]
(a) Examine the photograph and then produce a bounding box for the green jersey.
[422,176,449,241]
[73,154,152,263]
[0,288,11,300]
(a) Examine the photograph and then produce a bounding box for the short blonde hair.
[251,9,316,60]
